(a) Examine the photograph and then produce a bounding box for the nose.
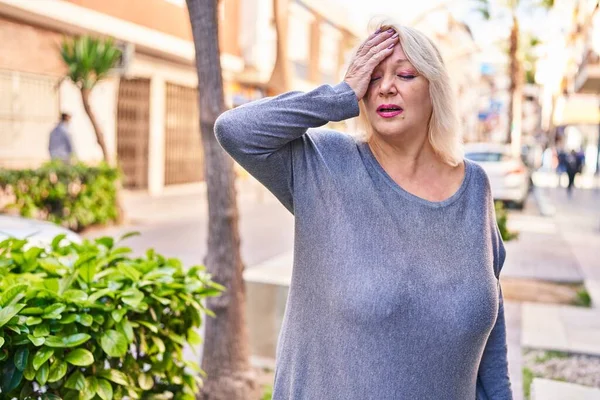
[379,74,397,97]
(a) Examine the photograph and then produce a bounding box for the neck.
[367,128,439,177]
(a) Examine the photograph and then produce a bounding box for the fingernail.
[387,28,395,33]
[374,28,382,34]
[388,43,395,49]
[392,33,399,39]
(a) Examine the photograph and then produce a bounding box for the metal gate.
[116,78,150,189]
[164,82,204,185]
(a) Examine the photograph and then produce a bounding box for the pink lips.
[376,104,403,118]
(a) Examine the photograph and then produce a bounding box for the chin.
[371,122,407,138]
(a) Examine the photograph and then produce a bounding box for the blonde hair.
[353,21,463,167]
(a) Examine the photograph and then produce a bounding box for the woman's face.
[363,44,433,140]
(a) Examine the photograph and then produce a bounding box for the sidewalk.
[84,177,295,269]
[516,184,600,398]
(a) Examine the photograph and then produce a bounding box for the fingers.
[358,28,397,57]
[367,32,399,62]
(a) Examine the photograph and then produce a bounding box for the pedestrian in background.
[215,22,512,400]
[566,149,583,196]
[48,112,75,163]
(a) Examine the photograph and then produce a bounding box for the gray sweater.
[215,82,512,400]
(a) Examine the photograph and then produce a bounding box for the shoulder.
[466,159,492,190]
[294,128,359,159]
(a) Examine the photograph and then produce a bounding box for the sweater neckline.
[357,141,472,208]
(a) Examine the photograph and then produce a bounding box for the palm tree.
[60,36,121,163]
[268,0,292,94]
[476,0,554,155]
[185,0,259,399]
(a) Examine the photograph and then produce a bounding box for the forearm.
[214,82,359,160]
[477,289,512,399]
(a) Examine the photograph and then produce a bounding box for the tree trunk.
[268,0,291,94]
[507,14,523,158]
[80,88,110,163]
[80,87,125,224]
[185,1,258,399]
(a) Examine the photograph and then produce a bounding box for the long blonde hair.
[354,22,463,167]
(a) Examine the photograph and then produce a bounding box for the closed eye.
[369,77,381,84]
[398,75,416,80]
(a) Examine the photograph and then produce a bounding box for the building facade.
[0,0,357,194]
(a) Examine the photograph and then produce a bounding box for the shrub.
[0,162,120,232]
[0,233,223,399]
[495,201,519,242]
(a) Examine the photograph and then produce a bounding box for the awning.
[553,94,600,125]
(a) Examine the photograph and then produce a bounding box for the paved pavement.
[502,191,585,283]
[532,378,600,400]
[84,178,294,269]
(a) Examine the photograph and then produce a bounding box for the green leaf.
[51,233,67,249]
[27,334,45,347]
[95,237,114,249]
[48,359,67,382]
[42,303,66,319]
[45,333,91,348]
[100,330,128,357]
[87,288,113,303]
[0,303,26,327]
[111,308,127,323]
[65,370,86,390]
[63,289,88,303]
[33,347,54,370]
[14,347,29,371]
[138,373,154,390]
[58,314,78,324]
[26,316,42,326]
[65,348,94,366]
[152,336,165,353]
[118,231,140,242]
[82,376,98,400]
[21,307,44,315]
[24,358,36,380]
[0,284,28,307]
[34,323,50,337]
[0,337,4,348]
[187,328,203,346]
[42,394,62,400]
[117,264,141,282]
[36,361,49,385]
[137,320,158,333]
[118,319,134,342]
[1,360,23,393]
[79,314,94,327]
[120,288,144,307]
[97,378,113,400]
[98,369,128,386]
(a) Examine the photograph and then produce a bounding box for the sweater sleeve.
[476,212,512,399]
[214,82,360,212]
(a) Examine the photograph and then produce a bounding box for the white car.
[464,143,530,209]
[0,215,82,247]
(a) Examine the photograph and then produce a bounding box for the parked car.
[0,215,81,247]
[464,143,530,209]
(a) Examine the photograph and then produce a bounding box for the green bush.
[0,233,223,400]
[0,162,120,232]
[495,201,519,242]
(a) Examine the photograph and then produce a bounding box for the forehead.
[374,45,414,71]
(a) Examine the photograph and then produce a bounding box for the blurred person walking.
[48,112,75,163]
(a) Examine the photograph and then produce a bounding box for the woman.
[215,23,512,400]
